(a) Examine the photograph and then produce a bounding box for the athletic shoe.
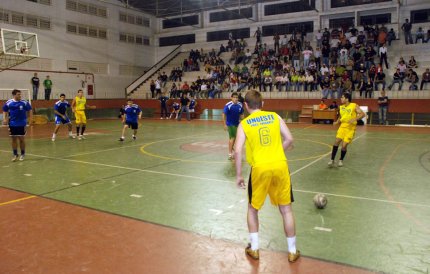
[328,160,334,167]
[52,138,55,142]
[228,154,233,160]
[69,135,76,139]
[338,160,343,167]
[288,250,301,263]
[119,137,124,142]
[132,135,137,140]
[160,117,164,119]
[19,155,25,161]
[78,135,82,140]
[80,135,86,140]
[245,244,259,260]
[11,155,18,162]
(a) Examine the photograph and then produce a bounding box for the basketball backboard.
[1,28,39,57]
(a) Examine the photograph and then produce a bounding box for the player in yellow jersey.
[71,89,96,140]
[328,92,365,167]
[234,90,300,263]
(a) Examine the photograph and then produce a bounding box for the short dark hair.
[77,89,83,93]
[60,93,66,97]
[231,92,238,97]
[342,92,352,102]
[127,98,133,102]
[12,89,21,96]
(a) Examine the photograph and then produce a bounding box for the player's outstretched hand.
[237,176,246,189]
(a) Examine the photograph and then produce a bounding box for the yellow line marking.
[0,195,36,206]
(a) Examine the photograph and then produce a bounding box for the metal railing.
[125,45,182,97]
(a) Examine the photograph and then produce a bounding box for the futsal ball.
[313,193,327,209]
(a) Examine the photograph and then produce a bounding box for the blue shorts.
[126,121,138,129]
[55,116,71,125]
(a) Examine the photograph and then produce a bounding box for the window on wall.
[119,11,150,27]
[360,13,391,26]
[162,15,199,29]
[411,9,430,23]
[209,7,253,23]
[27,0,51,5]
[264,0,315,16]
[329,17,355,30]
[66,0,107,18]
[0,9,51,30]
[67,22,107,39]
[331,0,390,8]
[262,22,314,37]
[159,34,195,47]
[207,28,250,42]
[119,32,150,46]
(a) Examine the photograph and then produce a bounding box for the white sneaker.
[160,117,164,119]
[69,135,76,139]
[11,155,18,162]
[338,160,343,167]
[328,160,334,167]
[228,154,233,160]
[80,135,86,140]
[78,135,82,140]
[52,138,55,142]
[119,137,124,142]
[19,155,25,161]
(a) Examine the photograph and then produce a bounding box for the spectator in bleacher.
[401,19,413,44]
[263,75,273,92]
[339,47,348,66]
[387,28,396,46]
[181,81,190,96]
[405,68,419,85]
[368,64,377,83]
[365,78,374,98]
[364,46,376,69]
[243,49,252,65]
[407,56,418,68]
[273,33,280,53]
[43,75,52,100]
[149,79,155,99]
[302,47,313,68]
[297,73,306,92]
[388,69,403,91]
[160,72,168,87]
[374,71,386,91]
[183,59,189,72]
[357,78,366,98]
[218,44,226,56]
[155,78,162,98]
[321,75,331,99]
[397,59,407,79]
[254,27,262,45]
[170,83,178,98]
[415,27,425,44]
[304,72,315,91]
[420,68,430,90]
[31,72,40,100]
[379,43,389,69]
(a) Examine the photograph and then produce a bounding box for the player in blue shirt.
[2,89,32,161]
[52,94,75,141]
[169,101,180,119]
[119,98,142,141]
[222,92,244,160]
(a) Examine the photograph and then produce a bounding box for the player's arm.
[138,109,142,120]
[86,103,96,109]
[234,123,246,189]
[222,112,227,130]
[54,109,65,119]
[278,114,294,151]
[27,110,33,126]
[350,105,365,124]
[2,111,9,125]
[71,98,76,112]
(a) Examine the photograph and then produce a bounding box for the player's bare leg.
[18,136,25,161]
[119,124,128,141]
[228,137,235,160]
[279,204,300,262]
[11,136,18,161]
[246,204,260,259]
[52,124,61,141]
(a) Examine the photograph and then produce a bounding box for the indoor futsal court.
[1,120,429,274]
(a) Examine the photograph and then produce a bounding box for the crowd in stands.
[149,21,430,101]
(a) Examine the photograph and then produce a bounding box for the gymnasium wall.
[0,0,155,99]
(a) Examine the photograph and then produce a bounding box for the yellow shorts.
[336,126,356,144]
[75,110,87,124]
[248,161,293,210]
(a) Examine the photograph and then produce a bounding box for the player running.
[52,93,75,141]
[222,92,244,160]
[119,98,142,141]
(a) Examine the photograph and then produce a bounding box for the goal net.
[0,88,32,104]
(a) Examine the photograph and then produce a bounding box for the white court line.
[65,131,215,158]
[1,131,429,209]
[290,132,367,176]
[314,227,332,232]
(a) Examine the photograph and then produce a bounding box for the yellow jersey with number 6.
[241,110,286,167]
[75,96,86,111]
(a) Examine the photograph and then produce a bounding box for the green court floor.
[1,120,429,274]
